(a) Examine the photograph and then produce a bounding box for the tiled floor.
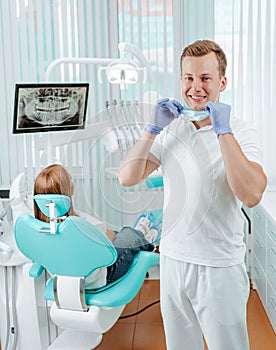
[0,280,275,350]
[96,280,276,350]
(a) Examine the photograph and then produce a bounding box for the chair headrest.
[34,194,71,218]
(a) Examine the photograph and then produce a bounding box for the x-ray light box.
[12,83,89,134]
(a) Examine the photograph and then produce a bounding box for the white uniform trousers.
[160,254,250,350]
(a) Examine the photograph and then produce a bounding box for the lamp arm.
[45,57,128,82]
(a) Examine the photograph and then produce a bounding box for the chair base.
[50,303,125,333]
[48,329,103,350]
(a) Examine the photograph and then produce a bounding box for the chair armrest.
[29,262,45,278]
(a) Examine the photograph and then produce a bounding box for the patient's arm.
[106,228,115,242]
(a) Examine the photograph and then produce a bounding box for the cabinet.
[249,191,276,333]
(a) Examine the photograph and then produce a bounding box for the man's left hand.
[205,102,233,137]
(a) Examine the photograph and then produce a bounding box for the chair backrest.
[14,195,117,278]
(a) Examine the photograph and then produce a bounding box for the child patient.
[33,164,158,289]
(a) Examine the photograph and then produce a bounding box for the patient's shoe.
[134,215,150,235]
[150,219,162,245]
[134,212,160,244]
[146,227,159,244]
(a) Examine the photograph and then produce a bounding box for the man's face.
[180,52,227,110]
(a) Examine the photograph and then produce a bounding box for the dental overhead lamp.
[107,64,140,84]
[97,42,153,85]
[98,62,145,85]
[118,42,154,82]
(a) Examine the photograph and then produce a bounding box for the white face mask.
[180,103,210,121]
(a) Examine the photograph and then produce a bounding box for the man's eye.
[185,77,192,81]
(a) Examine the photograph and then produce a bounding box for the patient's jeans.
[106,226,154,283]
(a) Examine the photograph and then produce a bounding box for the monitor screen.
[12,83,89,134]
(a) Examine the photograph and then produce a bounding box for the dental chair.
[14,194,160,350]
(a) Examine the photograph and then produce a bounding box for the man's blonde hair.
[180,40,227,78]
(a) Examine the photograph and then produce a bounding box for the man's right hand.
[145,98,183,135]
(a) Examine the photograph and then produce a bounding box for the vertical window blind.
[214,0,276,184]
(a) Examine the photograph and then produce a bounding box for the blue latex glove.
[205,101,233,137]
[145,98,183,135]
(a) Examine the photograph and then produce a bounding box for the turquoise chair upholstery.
[14,195,160,308]
[34,194,71,218]
[146,175,163,188]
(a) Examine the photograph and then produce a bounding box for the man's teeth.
[191,95,205,99]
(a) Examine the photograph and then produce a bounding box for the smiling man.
[118,40,267,350]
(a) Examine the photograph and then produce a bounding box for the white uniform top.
[150,116,262,267]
